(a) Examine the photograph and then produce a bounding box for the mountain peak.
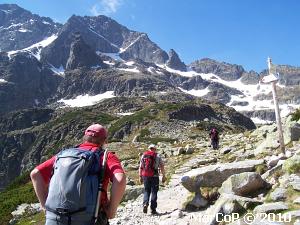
[166,49,187,71]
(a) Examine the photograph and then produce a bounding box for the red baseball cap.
[84,124,108,138]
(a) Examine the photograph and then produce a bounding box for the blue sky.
[1,0,300,72]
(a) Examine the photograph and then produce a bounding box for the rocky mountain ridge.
[0,4,299,120]
[0,4,61,52]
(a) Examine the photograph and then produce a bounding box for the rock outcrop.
[189,58,245,81]
[181,159,264,192]
[66,33,106,70]
[166,49,186,71]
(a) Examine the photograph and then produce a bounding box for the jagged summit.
[166,49,187,71]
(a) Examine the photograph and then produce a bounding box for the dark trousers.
[142,176,159,210]
[211,139,219,150]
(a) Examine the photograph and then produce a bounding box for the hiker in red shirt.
[209,128,219,150]
[30,124,126,225]
[139,144,166,215]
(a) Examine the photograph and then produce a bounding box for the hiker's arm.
[30,168,48,210]
[106,172,126,219]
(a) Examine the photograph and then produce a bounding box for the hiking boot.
[151,209,158,215]
[143,205,148,213]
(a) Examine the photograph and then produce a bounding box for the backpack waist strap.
[46,206,86,225]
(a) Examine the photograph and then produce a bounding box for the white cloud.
[90,0,123,16]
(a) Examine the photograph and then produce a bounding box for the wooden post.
[268,57,285,154]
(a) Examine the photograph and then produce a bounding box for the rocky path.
[110,150,220,225]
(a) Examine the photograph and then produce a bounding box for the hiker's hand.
[162,175,166,183]
[139,176,143,184]
[103,203,115,219]
[41,206,46,214]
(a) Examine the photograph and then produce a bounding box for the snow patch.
[178,87,210,97]
[0,78,8,83]
[50,65,65,76]
[18,28,31,32]
[58,91,115,107]
[120,34,146,53]
[42,20,51,25]
[103,60,115,65]
[7,34,58,60]
[251,117,274,125]
[100,52,123,61]
[0,9,12,14]
[125,61,135,66]
[118,68,140,73]
[117,112,135,116]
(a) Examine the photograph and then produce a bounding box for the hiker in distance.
[139,144,166,215]
[30,124,126,225]
[209,127,219,150]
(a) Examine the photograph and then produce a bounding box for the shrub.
[291,108,300,121]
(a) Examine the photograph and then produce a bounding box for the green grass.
[16,212,44,225]
[0,183,37,225]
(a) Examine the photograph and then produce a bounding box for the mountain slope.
[0,4,61,52]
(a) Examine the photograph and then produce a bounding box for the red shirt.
[36,142,124,205]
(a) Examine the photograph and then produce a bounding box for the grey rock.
[294,197,300,204]
[166,49,186,71]
[66,33,106,70]
[187,192,208,209]
[242,109,276,122]
[291,123,300,141]
[220,147,232,154]
[270,188,287,201]
[219,172,269,197]
[260,64,300,86]
[291,182,300,191]
[0,4,61,52]
[189,58,245,81]
[253,202,288,214]
[181,159,264,192]
[122,185,144,202]
[240,70,260,85]
[176,147,185,155]
[0,52,62,115]
[119,33,169,64]
[185,144,194,154]
[283,210,300,219]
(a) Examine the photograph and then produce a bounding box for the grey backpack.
[45,147,107,225]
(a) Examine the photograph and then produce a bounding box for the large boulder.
[122,185,144,202]
[290,123,300,141]
[219,172,269,197]
[181,159,264,192]
[253,202,288,214]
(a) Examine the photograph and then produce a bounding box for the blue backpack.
[45,147,108,225]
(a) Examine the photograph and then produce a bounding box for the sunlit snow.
[58,91,115,107]
[0,79,8,83]
[178,87,210,97]
[160,65,300,121]
[117,112,134,116]
[50,65,65,76]
[7,34,58,60]
[118,68,140,73]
